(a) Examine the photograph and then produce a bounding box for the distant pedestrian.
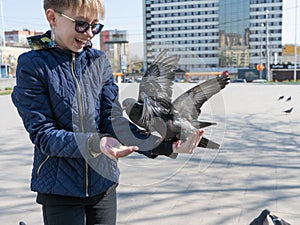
[11,0,204,225]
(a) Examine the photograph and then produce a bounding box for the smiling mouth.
[76,38,88,45]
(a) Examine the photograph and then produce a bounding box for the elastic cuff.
[88,133,111,158]
[152,140,176,158]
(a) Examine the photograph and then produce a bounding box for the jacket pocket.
[36,155,50,177]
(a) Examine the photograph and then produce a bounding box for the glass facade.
[143,0,282,71]
[219,0,250,67]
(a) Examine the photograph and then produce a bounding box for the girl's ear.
[46,9,57,27]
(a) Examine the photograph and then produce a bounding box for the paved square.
[1,83,299,224]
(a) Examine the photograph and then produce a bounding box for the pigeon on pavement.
[269,214,291,225]
[249,209,270,225]
[286,96,291,101]
[283,107,293,114]
[278,95,284,100]
[122,48,230,149]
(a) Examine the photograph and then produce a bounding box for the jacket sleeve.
[11,53,92,159]
[98,57,176,158]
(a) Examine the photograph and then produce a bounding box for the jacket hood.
[27,30,93,51]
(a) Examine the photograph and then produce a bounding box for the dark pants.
[42,189,117,225]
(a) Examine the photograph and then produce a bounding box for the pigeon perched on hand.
[122,48,230,149]
[269,214,291,225]
[249,209,270,225]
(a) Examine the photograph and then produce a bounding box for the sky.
[0,0,299,46]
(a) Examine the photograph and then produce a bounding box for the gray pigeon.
[122,48,229,149]
[269,214,291,225]
[249,209,270,225]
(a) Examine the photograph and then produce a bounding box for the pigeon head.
[122,98,137,115]
[222,70,229,76]
[261,209,271,216]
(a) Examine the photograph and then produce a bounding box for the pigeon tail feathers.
[198,137,220,149]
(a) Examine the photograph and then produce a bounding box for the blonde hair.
[44,0,105,19]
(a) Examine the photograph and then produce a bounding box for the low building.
[5,30,43,48]
[270,63,300,82]
[100,30,130,73]
[0,30,43,77]
[0,46,30,77]
[281,44,300,64]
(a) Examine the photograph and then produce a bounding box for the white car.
[252,79,267,83]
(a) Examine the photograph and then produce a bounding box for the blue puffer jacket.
[11,31,160,198]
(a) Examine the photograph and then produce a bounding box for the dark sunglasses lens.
[75,21,89,33]
[92,24,104,34]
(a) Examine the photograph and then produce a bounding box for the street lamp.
[265,10,271,82]
[294,0,298,81]
[260,23,264,79]
[0,0,6,78]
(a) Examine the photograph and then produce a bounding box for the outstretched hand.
[100,136,139,160]
[172,130,204,154]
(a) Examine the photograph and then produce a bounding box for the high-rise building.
[249,0,282,68]
[143,0,282,72]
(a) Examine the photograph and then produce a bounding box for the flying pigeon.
[286,96,291,101]
[283,107,293,114]
[277,95,284,100]
[249,209,270,225]
[122,48,230,149]
[269,214,291,225]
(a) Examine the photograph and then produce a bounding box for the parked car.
[252,79,267,83]
[231,78,246,83]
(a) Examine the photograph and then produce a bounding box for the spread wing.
[172,73,230,121]
[138,48,179,104]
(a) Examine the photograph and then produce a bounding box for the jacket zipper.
[71,53,89,197]
[37,155,50,177]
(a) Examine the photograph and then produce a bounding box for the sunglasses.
[55,11,104,35]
